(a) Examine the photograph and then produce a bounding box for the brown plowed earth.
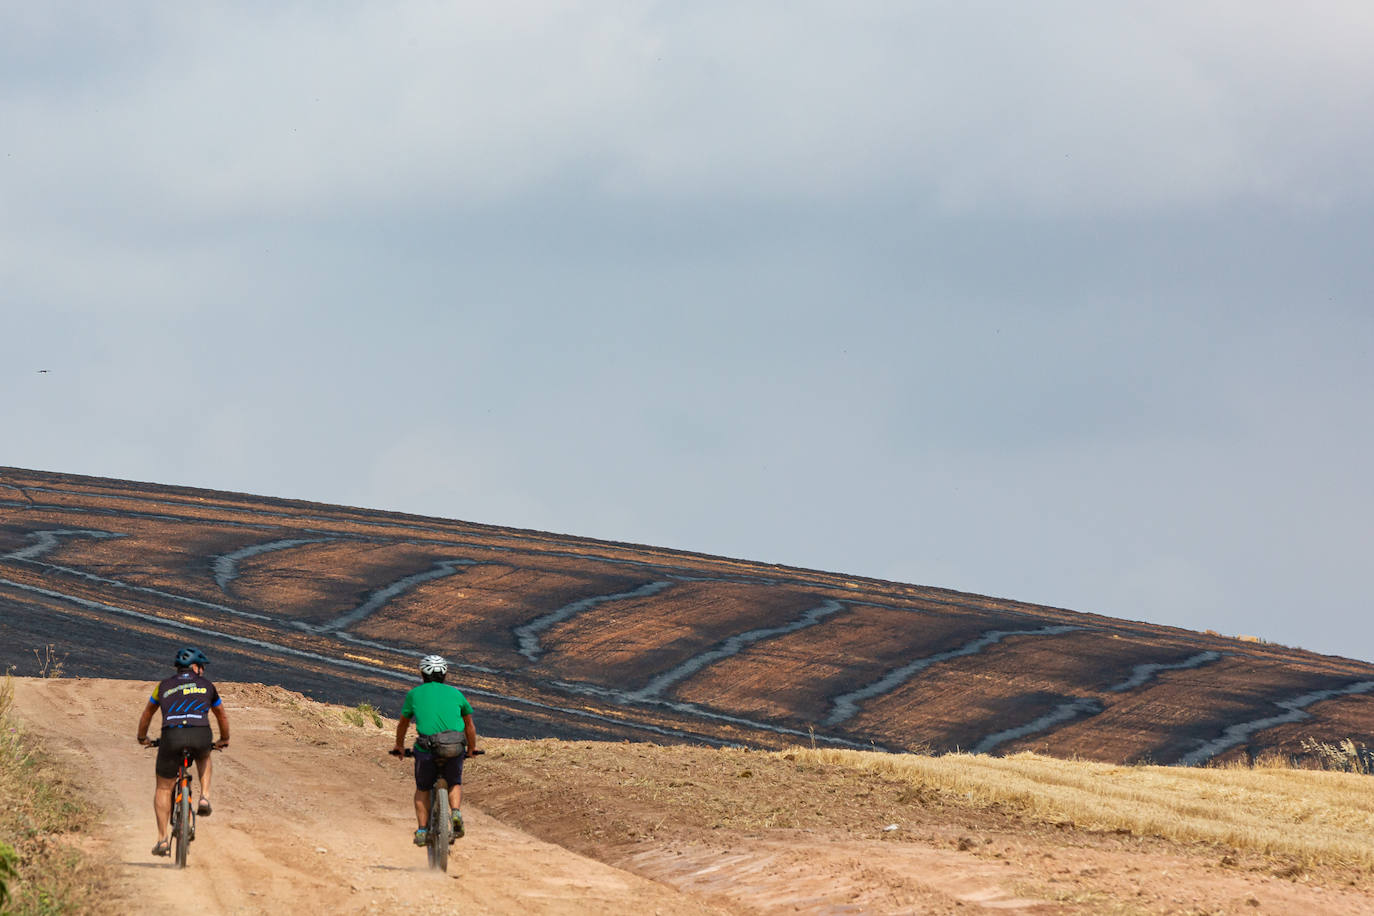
[352,564,652,667]
[229,540,454,625]
[3,466,1374,765]
[12,678,1374,915]
[536,581,822,682]
[676,605,1033,722]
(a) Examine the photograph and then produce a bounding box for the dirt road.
[11,678,723,915]
[13,678,1374,915]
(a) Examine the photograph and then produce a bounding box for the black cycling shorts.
[413,749,463,791]
[156,726,213,779]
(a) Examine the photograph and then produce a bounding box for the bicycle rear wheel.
[174,781,192,868]
[429,788,452,872]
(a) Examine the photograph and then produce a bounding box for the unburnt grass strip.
[790,746,1374,869]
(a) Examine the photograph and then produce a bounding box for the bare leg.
[413,789,430,828]
[154,775,174,842]
[195,753,213,806]
[448,784,461,813]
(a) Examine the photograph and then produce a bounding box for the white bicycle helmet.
[419,654,449,676]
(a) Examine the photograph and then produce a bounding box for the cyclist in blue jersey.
[391,654,479,846]
[136,647,230,857]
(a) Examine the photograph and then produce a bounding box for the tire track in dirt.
[4,542,276,625]
[213,537,336,590]
[2,528,125,561]
[0,481,36,506]
[971,698,1105,755]
[1108,651,1225,692]
[963,650,1229,755]
[551,678,884,751]
[622,842,1048,913]
[627,600,847,702]
[1179,680,1374,765]
[824,626,1082,727]
[514,581,676,662]
[317,559,482,633]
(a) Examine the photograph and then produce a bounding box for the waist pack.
[417,730,467,759]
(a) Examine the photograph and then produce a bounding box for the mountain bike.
[391,747,482,872]
[148,740,218,868]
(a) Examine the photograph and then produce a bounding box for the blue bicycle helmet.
[175,647,209,668]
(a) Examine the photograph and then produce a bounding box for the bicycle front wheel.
[174,787,192,868]
[429,789,452,872]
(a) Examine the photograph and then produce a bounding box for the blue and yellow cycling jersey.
[150,671,222,730]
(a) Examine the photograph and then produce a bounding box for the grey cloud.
[4,3,1374,227]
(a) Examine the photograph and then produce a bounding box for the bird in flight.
[37,369,49,373]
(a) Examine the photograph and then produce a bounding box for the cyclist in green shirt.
[391,654,480,846]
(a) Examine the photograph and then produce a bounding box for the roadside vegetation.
[0,676,109,915]
[341,702,384,728]
[1300,736,1373,775]
[788,746,1374,868]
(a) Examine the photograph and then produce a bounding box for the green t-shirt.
[401,681,473,737]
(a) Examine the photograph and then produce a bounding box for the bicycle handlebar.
[144,739,227,750]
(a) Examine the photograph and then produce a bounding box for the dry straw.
[784,746,1374,868]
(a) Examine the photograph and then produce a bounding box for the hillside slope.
[3,466,1372,764]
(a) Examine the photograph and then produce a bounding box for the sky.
[3,2,1372,661]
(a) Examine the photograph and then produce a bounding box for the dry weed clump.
[1299,737,1373,775]
[784,746,1374,868]
[342,703,384,728]
[0,676,111,914]
[30,645,66,679]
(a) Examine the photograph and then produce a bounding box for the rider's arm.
[393,714,411,754]
[212,704,231,748]
[136,700,157,745]
[462,713,478,755]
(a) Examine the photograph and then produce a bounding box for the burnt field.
[3,466,1371,763]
